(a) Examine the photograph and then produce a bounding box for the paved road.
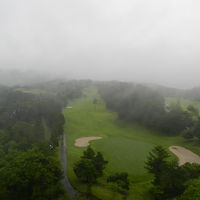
[60,134,77,198]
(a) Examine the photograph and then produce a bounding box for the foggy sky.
[1,0,200,88]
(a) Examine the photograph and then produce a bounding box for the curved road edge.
[60,133,77,198]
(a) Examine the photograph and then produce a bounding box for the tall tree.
[93,152,108,177]
[81,146,95,160]
[73,146,108,196]
[145,145,169,185]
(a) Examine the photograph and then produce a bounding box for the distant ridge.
[0,69,65,86]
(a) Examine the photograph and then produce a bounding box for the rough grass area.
[64,88,200,200]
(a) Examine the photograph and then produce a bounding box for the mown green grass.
[64,88,200,200]
[165,97,200,111]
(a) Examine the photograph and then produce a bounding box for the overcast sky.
[0,0,200,88]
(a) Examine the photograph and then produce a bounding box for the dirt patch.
[75,136,102,147]
[169,146,200,166]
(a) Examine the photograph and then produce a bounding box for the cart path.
[60,134,77,197]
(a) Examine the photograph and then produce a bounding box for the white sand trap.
[169,146,200,166]
[75,136,102,147]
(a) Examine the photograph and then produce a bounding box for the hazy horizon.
[1,0,200,89]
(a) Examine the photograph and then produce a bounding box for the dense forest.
[97,81,200,138]
[0,81,89,200]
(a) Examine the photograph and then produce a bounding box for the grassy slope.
[64,88,200,200]
[165,97,200,111]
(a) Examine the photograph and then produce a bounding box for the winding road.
[60,134,77,197]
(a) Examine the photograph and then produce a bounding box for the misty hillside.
[2,0,200,199]
[0,69,64,86]
[2,68,200,101]
[145,83,200,101]
[1,79,200,200]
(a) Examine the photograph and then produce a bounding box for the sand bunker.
[169,146,200,166]
[75,136,102,147]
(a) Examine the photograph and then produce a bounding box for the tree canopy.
[0,148,64,200]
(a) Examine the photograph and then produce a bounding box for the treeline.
[0,87,65,199]
[146,83,200,102]
[0,80,88,200]
[97,81,197,136]
[0,88,64,149]
[28,79,92,106]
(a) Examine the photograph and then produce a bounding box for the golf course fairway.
[63,88,200,200]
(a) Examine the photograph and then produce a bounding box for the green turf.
[64,88,200,200]
[165,97,200,111]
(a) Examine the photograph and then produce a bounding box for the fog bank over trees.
[1,0,200,88]
[0,69,68,86]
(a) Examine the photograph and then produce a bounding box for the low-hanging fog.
[1,0,200,88]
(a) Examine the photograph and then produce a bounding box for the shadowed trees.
[179,178,200,200]
[74,146,130,199]
[73,146,108,196]
[98,82,194,136]
[0,82,87,200]
[107,172,130,199]
[145,145,169,185]
[74,147,108,184]
[145,146,200,200]
[0,148,64,200]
